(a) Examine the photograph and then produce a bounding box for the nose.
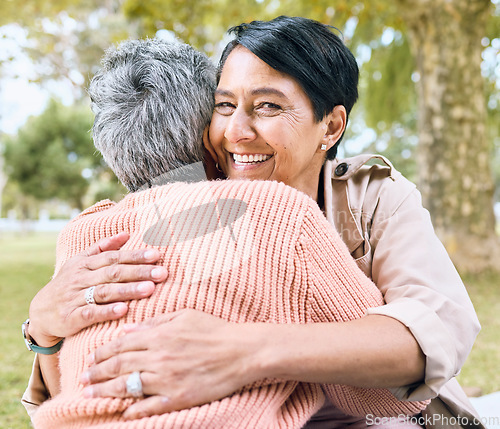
[224,108,256,144]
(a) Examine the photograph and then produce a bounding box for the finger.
[83,232,130,257]
[74,302,129,330]
[84,248,161,271]
[123,396,171,420]
[92,331,153,365]
[83,371,156,399]
[124,311,180,331]
[82,350,152,385]
[83,264,168,286]
[86,281,155,305]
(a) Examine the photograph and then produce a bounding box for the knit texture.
[33,180,429,429]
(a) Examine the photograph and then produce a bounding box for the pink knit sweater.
[34,180,429,429]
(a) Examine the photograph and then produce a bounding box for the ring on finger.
[126,371,143,398]
[85,286,96,305]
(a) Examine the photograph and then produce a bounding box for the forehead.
[218,46,305,97]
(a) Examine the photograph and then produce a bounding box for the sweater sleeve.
[299,205,385,323]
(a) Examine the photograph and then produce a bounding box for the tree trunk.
[395,0,499,272]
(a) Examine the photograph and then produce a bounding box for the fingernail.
[144,250,157,261]
[161,396,170,404]
[82,386,94,398]
[87,353,95,365]
[113,303,127,314]
[137,282,154,293]
[151,267,166,280]
[80,371,90,384]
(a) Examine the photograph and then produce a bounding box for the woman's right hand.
[28,232,168,347]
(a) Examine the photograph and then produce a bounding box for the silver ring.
[85,286,96,305]
[126,371,143,398]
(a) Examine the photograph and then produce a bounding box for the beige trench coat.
[22,154,484,428]
[322,155,483,428]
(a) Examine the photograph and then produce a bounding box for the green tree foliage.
[4,99,98,209]
[0,0,132,101]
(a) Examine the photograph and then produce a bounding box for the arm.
[22,232,168,418]
[259,315,424,387]
[79,311,423,420]
[366,188,480,400]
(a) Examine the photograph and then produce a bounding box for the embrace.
[23,16,482,429]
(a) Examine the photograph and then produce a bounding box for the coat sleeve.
[365,182,481,401]
[21,354,48,420]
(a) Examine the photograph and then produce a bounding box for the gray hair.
[88,38,216,192]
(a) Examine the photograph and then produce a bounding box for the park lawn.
[0,232,58,429]
[0,232,498,428]
[458,270,500,395]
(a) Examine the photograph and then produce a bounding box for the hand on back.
[28,232,168,347]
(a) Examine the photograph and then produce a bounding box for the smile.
[232,153,272,164]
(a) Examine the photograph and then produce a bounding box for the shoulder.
[325,154,418,220]
[58,199,116,237]
[59,199,115,236]
[73,199,117,220]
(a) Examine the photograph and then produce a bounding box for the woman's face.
[208,46,344,200]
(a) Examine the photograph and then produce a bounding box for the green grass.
[457,271,500,395]
[0,232,57,429]
[0,232,498,427]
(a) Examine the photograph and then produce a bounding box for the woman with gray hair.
[24,36,217,409]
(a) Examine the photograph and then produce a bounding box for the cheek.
[209,119,226,151]
[277,118,314,150]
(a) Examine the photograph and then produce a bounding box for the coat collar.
[327,154,395,181]
[322,154,395,255]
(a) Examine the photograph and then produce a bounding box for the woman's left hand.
[80,309,265,419]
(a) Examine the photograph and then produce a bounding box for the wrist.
[22,318,64,354]
[24,317,62,348]
[251,323,340,383]
[242,323,295,381]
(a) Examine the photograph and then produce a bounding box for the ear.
[319,105,347,151]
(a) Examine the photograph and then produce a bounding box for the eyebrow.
[215,87,289,100]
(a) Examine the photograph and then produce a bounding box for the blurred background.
[0,0,499,427]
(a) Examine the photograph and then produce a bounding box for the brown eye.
[214,102,235,116]
[256,102,281,116]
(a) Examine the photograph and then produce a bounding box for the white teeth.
[233,153,271,164]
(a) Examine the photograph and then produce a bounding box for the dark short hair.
[218,16,359,160]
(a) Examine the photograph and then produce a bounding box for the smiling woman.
[208,46,346,200]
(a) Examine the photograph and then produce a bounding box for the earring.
[215,163,222,172]
[321,144,327,151]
